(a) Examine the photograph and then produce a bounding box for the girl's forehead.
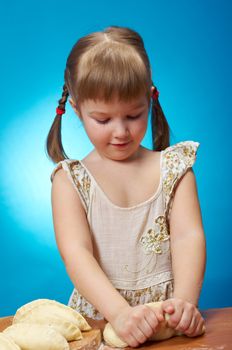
[82,95,148,113]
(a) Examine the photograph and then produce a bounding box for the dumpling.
[13,298,91,331]
[13,310,82,341]
[3,323,69,350]
[0,333,21,350]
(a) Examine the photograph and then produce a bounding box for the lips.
[111,141,130,146]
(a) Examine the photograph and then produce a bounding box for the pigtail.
[151,83,170,151]
[45,84,69,163]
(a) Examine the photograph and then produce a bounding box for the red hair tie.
[56,107,66,115]
[152,86,159,100]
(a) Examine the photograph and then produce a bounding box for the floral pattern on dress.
[162,141,200,221]
[68,279,174,320]
[68,160,91,205]
[140,215,170,255]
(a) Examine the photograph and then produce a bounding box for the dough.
[103,301,182,347]
[0,333,21,350]
[3,323,69,350]
[14,310,82,341]
[103,323,128,348]
[14,298,91,331]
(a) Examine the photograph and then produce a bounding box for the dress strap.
[50,159,92,213]
[162,140,200,223]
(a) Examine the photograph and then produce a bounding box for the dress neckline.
[78,150,163,211]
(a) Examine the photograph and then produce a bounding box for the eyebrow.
[89,103,146,116]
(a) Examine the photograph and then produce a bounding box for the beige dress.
[50,140,200,319]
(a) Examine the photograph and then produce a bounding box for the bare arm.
[169,168,206,307]
[51,169,128,322]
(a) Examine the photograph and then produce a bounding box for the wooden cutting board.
[0,316,102,350]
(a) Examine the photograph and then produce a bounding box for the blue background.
[0,0,231,317]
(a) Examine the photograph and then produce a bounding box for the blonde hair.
[46,25,170,163]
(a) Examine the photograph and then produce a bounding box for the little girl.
[46,25,206,347]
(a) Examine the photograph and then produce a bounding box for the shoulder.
[162,140,200,175]
[165,139,200,184]
[140,141,200,166]
[50,159,81,183]
[50,163,94,257]
[51,159,90,213]
[161,140,200,219]
[51,162,80,203]
[51,166,85,229]
[51,166,71,191]
[162,140,200,161]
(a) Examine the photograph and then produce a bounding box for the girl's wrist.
[105,299,130,324]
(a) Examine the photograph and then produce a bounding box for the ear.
[69,98,82,118]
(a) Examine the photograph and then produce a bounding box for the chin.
[109,150,139,162]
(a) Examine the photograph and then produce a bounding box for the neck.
[96,145,145,166]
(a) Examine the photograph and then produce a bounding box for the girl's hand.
[161,298,205,337]
[110,304,164,348]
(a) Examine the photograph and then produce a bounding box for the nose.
[112,120,129,139]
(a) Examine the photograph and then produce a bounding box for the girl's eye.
[96,119,109,124]
[127,114,141,120]
[95,115,141,124]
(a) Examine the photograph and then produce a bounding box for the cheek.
[82,119,97,141]
[132,118,148,135]
[83,120,108,143]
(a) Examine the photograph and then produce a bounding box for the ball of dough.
[103,323,128,348]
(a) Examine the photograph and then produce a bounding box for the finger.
[142,314,159,338]
[162,301,175,314]
[126,334,140,348]
[144,306,164,331]
[166,305,184,328]
[143,313,159,338]
[187,319,205,338]
[175,307,193,333]
[132,327,148,345]
[183,314,197,336]
[155,308,165,322]
[164,305,175,314]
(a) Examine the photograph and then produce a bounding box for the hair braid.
[58,84,69,112]
[45,84,70,163]
[151,82,170,151]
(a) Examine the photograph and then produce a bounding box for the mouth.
[111,141,131,147]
